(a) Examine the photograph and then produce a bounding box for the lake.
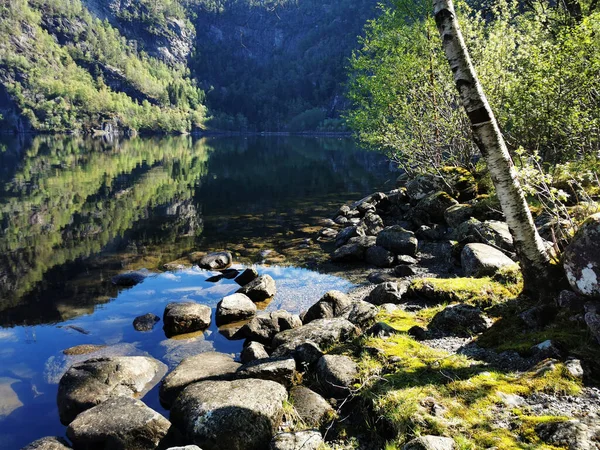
[0,135,394,449]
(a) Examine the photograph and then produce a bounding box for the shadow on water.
[0,135,393,448]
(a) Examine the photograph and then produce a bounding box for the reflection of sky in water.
[0,265,354,450]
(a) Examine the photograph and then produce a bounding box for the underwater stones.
[270,431,324,450]
[57,356,167,425]
[563,213,600,297]
[241,341,270,364]
[271,318,358,357]
[62,344,107,356]
[289,386,334,427]
[133,313,160,331]
[66,397,171,450]
[170,379,287,450]
[235,357,296,388]
[315,355,358,398]
[163,302,212,336]
[302,290,352,324]
[365,245,396,268]
[376,226,418,256]
[21,437,72,450]
[365,281,409,306]
[428,304,492,337]
[236,274,277,302]
[403,435,455,450]
[216,293,257,325]
[234,267,259,286]
[159,352,241,408]
[111,270,148,287]
[461,243,518,278]
[197,251,233,270]
[0,377,23,419]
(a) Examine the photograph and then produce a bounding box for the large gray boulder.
[57,356,166,425]
[240,341,270,364]
[239,311,302,346]
[409,191,459,226]
[170,379,287,450]
[315,355,358,398]
[362,212,385,236]
[235,357,296,388]
[403,435,455,450]
[163,302,212,336]
[21,437,71,450]
[444,204,474,229]
[406,175,446,202]
[159,352,241,408]
[428,304,492,337]
[198,251,233,270]
[66,397,171,450]
[461,243,518,277]
[236,275,277,302]
[536,414,600,450]
[331,236,377,262]
[339,301,378,329]
[216,293,257,326]
[302,290,352,324]
[366,281,409,305]
[271,318,358,357]
[456,218,514,251]
[365,245,396,268]
[335,226,365,248]
[376,226,418,256]
[270,431,324,450]
[289,386,334,427]
[563,213,600,297]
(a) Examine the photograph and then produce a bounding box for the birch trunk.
[433,0,553,296]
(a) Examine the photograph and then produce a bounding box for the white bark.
[433,0,551,290]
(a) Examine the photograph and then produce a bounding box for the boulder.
[368,271,398,284]
[556,290,587,312]
[241,341,270,364]
[292,342,324,370]
[237,275,277,302]
[133,313,160,332]
[365,246,396,268]
[57,356,167,425]
[216,293,257,325]
[403,435,455,450]
[335,226,365,248]
[410,191,459,226]
[163,302,212,336]
[271,318,358,357]
[21,437,71,450]
[366,322,399,338]
[366,281,409,305]
[198,251,233,270]
[289,386,334,427]
[376,226,418,256]
[394,265,418,277]
[456,219,514,252]
[239,311,302,346]
[444,204,474,229]
[315,355,358,398]
[406,175,446,202]
[339,301,379,329]
[235,268,259,286]
[415,224,445,241]
[428,304,492,337]
[302,290,352,324]
[235,357,296,387]
[66,397,171,450]
[270,431,324,450]
[363,212,384,236]
[536,415,600,450]
[397,255,418,265]
[159,352,241,408]
[584,302,600,345]
[461,243,518,277]
[331,236,377,262]
[563,213,600,297]
[170,379,287,450]
[111,270,148,287]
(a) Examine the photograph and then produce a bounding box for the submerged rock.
[289,386,334,427]
[67,397,171,450]
[270,431,324,450]
[315,355,358,398]
[170,379,287,450]
[197,251,233,270]
[0,377,23,419]
[159,352,241,408]
[21,437,72,450]
[563,213,600,297]
[237,275,277,302]
[133,313,160,331]
[163,302,212,336]
[111,270,148,287]
[216,293,257,325]
[461,243,517,278]
[57,356,167,425]
[62,344,107,356]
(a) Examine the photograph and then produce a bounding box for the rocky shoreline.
[21,170,600,450]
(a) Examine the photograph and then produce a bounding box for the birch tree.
[432,0,554,296]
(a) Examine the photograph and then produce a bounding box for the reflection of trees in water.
[0,136,211,308]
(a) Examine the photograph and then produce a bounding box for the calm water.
[0,135,394,448]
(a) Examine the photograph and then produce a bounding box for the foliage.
[0,0,206,133]
[347,0,600,172]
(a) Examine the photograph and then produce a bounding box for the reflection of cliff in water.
[0,136,210,324]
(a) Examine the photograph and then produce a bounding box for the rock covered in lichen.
[564,213,600,297]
